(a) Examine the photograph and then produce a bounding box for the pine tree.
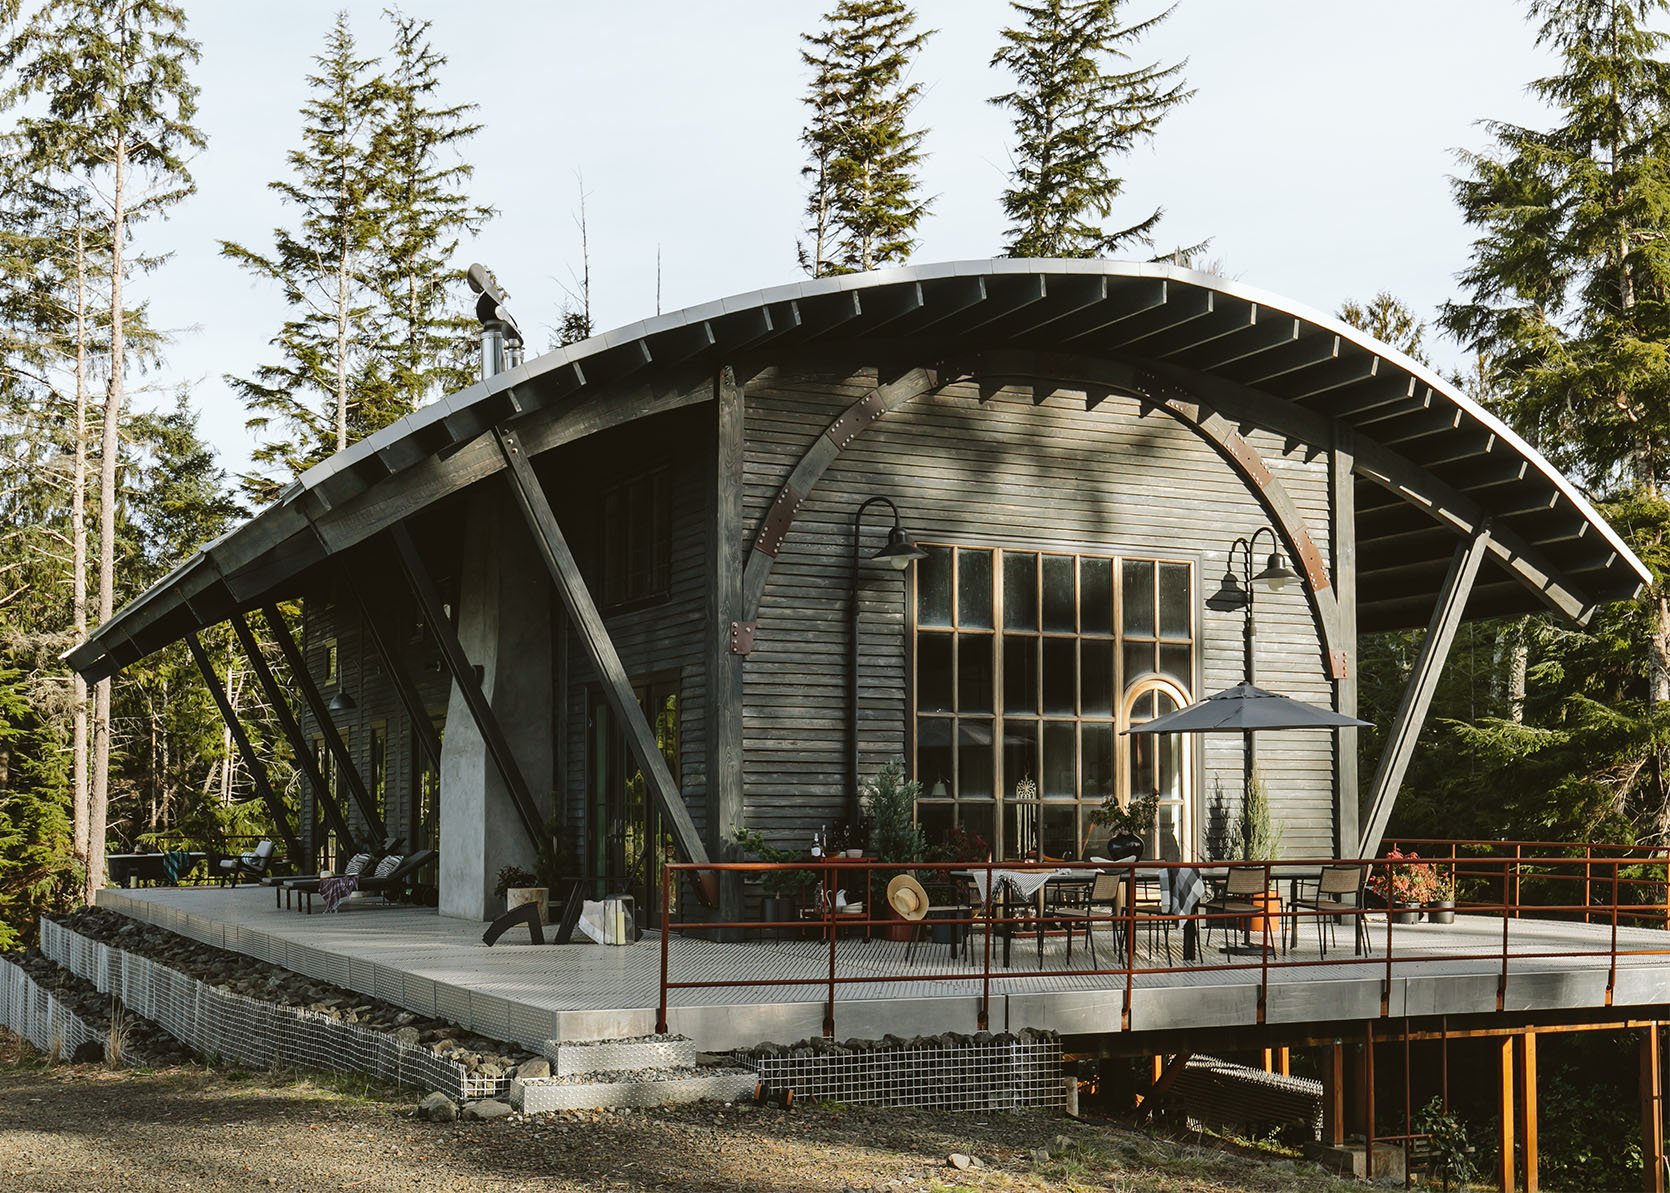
[990,0,1192,258]
[1339,291,1431,367]
[222,13,383,500]
[368,11,491,417]
[1441,1,1670,721]
[798,0,933,276]
[1,0,204,901]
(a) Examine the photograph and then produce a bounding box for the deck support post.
[1323,1043,1346,1146]
[228,612,353,856]
[1499,1034,1517,1193]
[184,631,304,863]
[1516,1029,1539,1193]
[262,603,384,836]
[1644,1022,1665,1193]
[389,524,544,849]
[706,368,747,926]
[1359,526,1492,857]
[490,424,710,877]
[340,557,442,770]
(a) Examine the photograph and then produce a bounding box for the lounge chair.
[295,850,437,913]
[267,838,402,908]
[215,839,275,888]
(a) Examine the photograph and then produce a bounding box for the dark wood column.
[340,557,441,769]
[229,612,354,852]
[262,603,383,837]
[706,366,746,920]
[185,631,303,861]
[1331,422,1359,856]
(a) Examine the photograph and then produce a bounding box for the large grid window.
[912,545,1195,860]
[600,469,672,608]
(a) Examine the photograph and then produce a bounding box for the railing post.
[823,859,837,1038]
[1259,861,1271,1026]
[657,862,671,1034]
[1123,860,1137,1032]
[1585,856,1593,926]
[1500,857,1512,1013]
[1610,858,1621,1007]
[1513,844,1523,919]
[980,861,994,1032]
[1383,858,1394,1019]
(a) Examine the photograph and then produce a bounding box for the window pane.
[960,802,995,855]
[1081,558,1112,635]
[1123,641,1154,684]
[918,547,953,628]
[1003,635,1037,715]
[1159,643,1192,686]
[1129,689,1155,722]
[1082,723,1115,803]
[958,549,993,628]
[1002,719,1039,800]
[1042,555,1075,632]
[917,718,953,798]
[1081,642,1113,717]
[917,634,953,714]
[1122,560,1155,636]
[1002,552,1037,630]
[1159,562,1191,639]
[1042,721,1076,799]
[1154,802,1184,862]
[1005,800,1041,859]
[957,635,993,713]
[916,801,954,853]
[1042,806,1079,859]
[1129,731,1157,799]
[1042,638,1076,715]
[958,720,993,798]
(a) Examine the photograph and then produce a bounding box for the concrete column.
[438,487,554,920]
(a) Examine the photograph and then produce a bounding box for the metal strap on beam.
[389,524,545,848]
[184,631,303,862]
[1359,525,1493,858]
[261,604,384,836]
[228,612,354,851]
[340,558,442,770]
[491,424,710,868]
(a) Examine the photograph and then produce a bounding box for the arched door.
[1121,678,1192,861]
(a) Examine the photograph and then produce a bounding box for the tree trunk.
[87,132,126,904]
[71,218,90,868]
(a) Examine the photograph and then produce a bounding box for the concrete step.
[542,1034,697,1077]
[511,1065,756,1113]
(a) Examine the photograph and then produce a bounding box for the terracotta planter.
[1247,889,1282,936]
[882,902,915,942]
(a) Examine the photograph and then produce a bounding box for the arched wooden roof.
[68,260,1649,682]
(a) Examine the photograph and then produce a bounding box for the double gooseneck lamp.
[849,496,928,821]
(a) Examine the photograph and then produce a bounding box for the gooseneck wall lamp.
[849,496,928,822]
[1208,525,1299,790]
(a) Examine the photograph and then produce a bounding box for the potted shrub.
[1369,847,1436,924]
[1088,791,1159,861]
[1428,865,1457,925]
[866,758,926,941]
[494,864,547,923]
[732,827,818,939]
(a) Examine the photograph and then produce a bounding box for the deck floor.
[95,885,1670,1051]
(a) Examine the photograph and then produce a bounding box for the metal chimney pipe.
[466,263,524,380]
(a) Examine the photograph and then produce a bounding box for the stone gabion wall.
[740,1030,1065,1112]
[0,955,105,1061]
[39,918,506,1102]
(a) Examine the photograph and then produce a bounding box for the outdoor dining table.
[957,868,1086,968]
[106,851,205,888]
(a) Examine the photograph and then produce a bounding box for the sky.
[151,1,1560,479]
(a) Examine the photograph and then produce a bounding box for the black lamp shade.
[327,688,356,714]
[1253,550,1298,592]
[873,524,929,570]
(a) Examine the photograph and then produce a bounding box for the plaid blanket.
[320,873,359,913]
[1160,867,1206,916]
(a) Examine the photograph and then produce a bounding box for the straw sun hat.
[886,874,930,922]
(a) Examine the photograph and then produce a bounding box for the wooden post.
[1360,526,1492,857]
[706,367,746,924]
[490,424,710,871]
[1331,423,1359,856]
[1644,1022,1665,1193]
[1323,1043,1346,1146]
[228,612,353,853]
[262,603,383,835]
[1516,1030,1538,1193]
[1499,1034,1517,1193]
[184,632,303,862]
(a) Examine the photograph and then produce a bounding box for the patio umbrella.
[1122,682,1371,735]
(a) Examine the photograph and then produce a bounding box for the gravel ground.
[0,1034,1357,1193]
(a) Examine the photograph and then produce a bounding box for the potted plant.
[922,825,990,947]
[1234,776,1284,935]
[1428,864,1457,925]
[1088,791,1159,861]
[494,864,547,923]
[732,827,818,939]
[866,758,926,941]
[1369,847,1436,924]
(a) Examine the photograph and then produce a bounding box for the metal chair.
[1295,864,1370,958]
[1082,872,1126,966]
[1200,867,1270,954]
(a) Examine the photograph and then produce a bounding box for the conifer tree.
[990,0,1191,258]
[1339,292,1431,367]
[1,0,204,900]
[1441,0,1670,712]
[222,13,383,500]
[369,11,491,417]
[798,0,933,276]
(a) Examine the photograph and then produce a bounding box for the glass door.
[586,678,679,924]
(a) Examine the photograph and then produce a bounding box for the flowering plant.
[1368,847,1439,905]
